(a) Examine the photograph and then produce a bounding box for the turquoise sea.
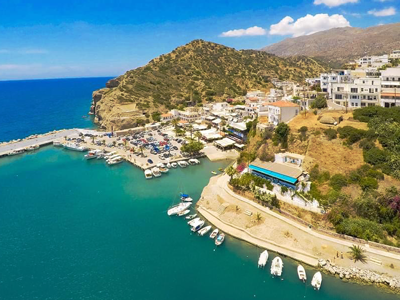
[0,78,399,299]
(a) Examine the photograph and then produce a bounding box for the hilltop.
[262,23,400,67]
[91,40,326,130]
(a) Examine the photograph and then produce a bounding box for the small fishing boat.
[297,265,307,282]
[144,169,153,179]
[211,171,217,175]
[171,162,178,168]
[107,157,123,165]
[177,209,190,217]
[85,149,101,159]
[311,272,322,290]
[191,219,205,232]
[188,159,199,165]
[166,162,172,168]
[178,161,188,168]
[7,148,25,156]
[157,163,169,173]
[185,214,197,220]
[198,225,212,236]
[187,217,200,226]
[180,193,193,202]
[151,167,161,177]
[270,257,283,277]
[215,233,225,246]
[167,202,191,216]
[209,228,219,239]
[258,250,269,268]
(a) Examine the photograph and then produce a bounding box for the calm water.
[0,148,398,300]
[0,77,111,142]
[0,78,398,299]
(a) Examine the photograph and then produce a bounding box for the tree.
[274,123,290,148]
[348,245,367,263]
[181,141,204,156]
[194,131,202,142]
[171,118,179,133]
[311,95,327,109]
[255,212,262,223]
[187,124,194,139]
[226,165,237,180]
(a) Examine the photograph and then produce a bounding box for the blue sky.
[0,0,399,80]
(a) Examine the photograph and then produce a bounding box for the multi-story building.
[267,101,300,125]
[331,78,381,108]
[389,50,400,59]
[320,70,353,98]
[380,68,400,108]
[356,55,389,69]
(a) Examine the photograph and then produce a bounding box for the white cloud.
[269,14,351,37]
[314,0,358,8]
[220,26,267,37]
[368,7,396,17]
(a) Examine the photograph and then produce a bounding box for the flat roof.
[250,159,303,183]
[215,138,236,147]
[230,122,247,131]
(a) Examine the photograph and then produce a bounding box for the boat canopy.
[180,193,189,198]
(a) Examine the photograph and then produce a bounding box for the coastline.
[197,174,400,293]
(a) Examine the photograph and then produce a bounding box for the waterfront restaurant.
[227,122,248,143]
[249,158,304,189]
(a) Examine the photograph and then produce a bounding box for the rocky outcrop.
[318,259,400,292]
[106,78,121,88]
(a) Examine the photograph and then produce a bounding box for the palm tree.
[172,118,179,131]
[255,212,262,223]
[348,245,367,263]
[226,165,237,179]
[139,145,144,156]
[187,124,193,140]
[91,136,95,144]
[194,131,202,142]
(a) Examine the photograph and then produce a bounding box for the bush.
[335,218,383,242]
[329,174,348,191]
[311,95,327,109]
[360,177,378,191]
[359,139,375,150]
[298,126,308,133]
[363,147,387,165]
[366,169,384,180]
[324,128,337,140]
[274,123,290,148]
[337,126,367,144]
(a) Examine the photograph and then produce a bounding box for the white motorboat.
[108,157,123,165]
[297,265,307,282]
[187,217,200,226]
[258,250,269,268]
[167,202,191,216]
[144,169,153,179]
[198,225,212,236]
[180,194,193,202]
[193,158,200,164]
[191,220,205,232]
[104,151,117,158]
[177,209,190,217]
[151,167,161,177]
[185,214,197,220]
[311,272,322,290]
[157,163,169,173]
[25,145,39,151]
[171,162,178,168]
[63,142,88,152]
[166,162,171,169]
[209,228,219,239]
[85,149,102,160]
[270,257,283,276]
[215,233,225,246]
[178,161,188,168]
[188,159,197,165]
[7,148,25,156]
[53,140,62,146]
[106,154,120,161]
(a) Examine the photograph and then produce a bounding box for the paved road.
[0,129,79,155]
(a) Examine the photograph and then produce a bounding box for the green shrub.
[335,218,383,242]
[329,174,348,191]
[359,177,378,191]
[359,139,375,150]
[324,128,337,140]
[337,126,367,144]
[363,147,387,165]
[366,169,384,180]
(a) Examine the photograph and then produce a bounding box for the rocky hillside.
[91,39,326,130]
[262,23,400,67]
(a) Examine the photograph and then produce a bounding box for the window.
[351,88,358,93]
[335,94,343,100]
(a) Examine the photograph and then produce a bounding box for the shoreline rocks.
[318,259,400,292]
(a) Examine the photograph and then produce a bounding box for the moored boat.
[63,142,88,152]
[166,162,172,168]
[177,161,188,168]
[151,167,161,177]
[198,225,212,236]
[258,250,269,268]
[215,233,225,246]
[191,219,205,232]
[7,148,25,156]
[157,163,169,173]
[107,157,123,165]
[167,202,191,216]
[188,159,198,165]
[180,193,193,202]
[311,272,322,290]
[211,171,217,175]
[85,149,102,160]
[270,257,283,276]
[185,214,197,220]
[144,169,153,179]
[177,209,190,217]
[187,217,200,226]
[297,265,307,282]
[171,162,178,168]
[209,228,219,239]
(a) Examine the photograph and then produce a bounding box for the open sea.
[0,78,399,300]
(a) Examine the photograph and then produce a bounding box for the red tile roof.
[269,101,299,108]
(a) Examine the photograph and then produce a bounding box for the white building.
[331,78,381,108]
[390,50,400,59]
[267,101,300,125]
[357,55,389,68]
[320,70,353,98]
[246,90,266,98]
[380,68,400,108]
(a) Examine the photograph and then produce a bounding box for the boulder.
[319,116,337,125]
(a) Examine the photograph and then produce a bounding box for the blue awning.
[249,165,298,184]
[180,193,189,198]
